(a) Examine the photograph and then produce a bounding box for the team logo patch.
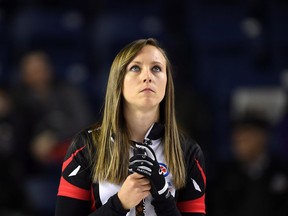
[159,163,169,177]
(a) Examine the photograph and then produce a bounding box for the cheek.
[122,76,134,100]
[159,77,167,95]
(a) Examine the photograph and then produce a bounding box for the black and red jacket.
[55,124,206,216]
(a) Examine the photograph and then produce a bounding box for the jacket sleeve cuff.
[108,193,130,215]
[151,195,181,216]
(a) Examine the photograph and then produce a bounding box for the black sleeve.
[56,194,129,216]
[150,195,205,216]
[176,135,206,216]
[55,196,91,216]
[88,194,129,216]
[152,195,182,216]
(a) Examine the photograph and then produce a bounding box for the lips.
[140,88,154,93]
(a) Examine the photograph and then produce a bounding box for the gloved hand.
[129,143,170,201]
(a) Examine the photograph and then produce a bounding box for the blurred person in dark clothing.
[11,50,94,216]
[12,50,94,173]
[208,114,288,216]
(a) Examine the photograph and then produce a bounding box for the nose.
[143,68,152,83]
[143,78,152,83]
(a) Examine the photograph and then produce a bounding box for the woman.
[55,38,206,216]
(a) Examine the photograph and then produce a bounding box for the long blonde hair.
[91,38,186,188]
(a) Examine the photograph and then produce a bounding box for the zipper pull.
[143,138,152,145]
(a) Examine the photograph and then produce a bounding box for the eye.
[152,65,162,72]
[129,65,141,72]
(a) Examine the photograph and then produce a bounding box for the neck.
[124,105,159,142]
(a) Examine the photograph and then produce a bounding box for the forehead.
[132,45,166,63]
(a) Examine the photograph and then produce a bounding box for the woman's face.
[122,45,167,112]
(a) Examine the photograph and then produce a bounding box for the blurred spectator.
[0,87,31,215]
[208,113,288,216]
[11,50,95,216]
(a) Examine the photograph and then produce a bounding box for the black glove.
[129,143,170,201]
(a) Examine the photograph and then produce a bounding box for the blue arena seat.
[11,8,87,53]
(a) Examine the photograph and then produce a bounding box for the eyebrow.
[129,61,164,66]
